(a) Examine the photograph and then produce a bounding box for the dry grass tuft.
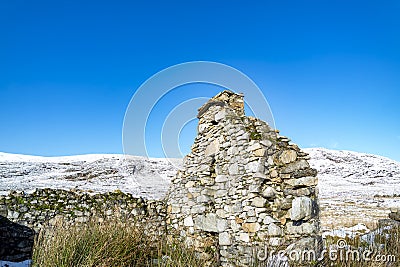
[32,219,207,267]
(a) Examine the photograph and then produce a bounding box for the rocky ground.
[1,148,399,234]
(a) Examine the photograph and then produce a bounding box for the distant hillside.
[304,148,400,231]
[0,152,181,199]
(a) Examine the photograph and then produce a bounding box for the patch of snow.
[322,223,370,238]
[0,260,31,267]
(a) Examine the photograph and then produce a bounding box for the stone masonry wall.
[166,91,321,266]
[0,188,166,262]
[0,188,166,234]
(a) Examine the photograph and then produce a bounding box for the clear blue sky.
[1,0,399,160]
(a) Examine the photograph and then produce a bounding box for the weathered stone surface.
[279,150,297,164]
[253,148,266,157]
[389,207,399,213]
[269,237,284,247]
[217,218,228,232]
[246,161,263,173]
[269,169,278,178]
[239,233,250,242]
[195,213,218,232]
[263,215,279,225]
[205,139,220,156]
[286,222,315,235]
[252,197,266,208]
[283,188,311,197]
[268,223,283,236]
[284,176,318,187]
[228,163,239,175]
[262,186,277,198]
[242,222,260,233]
[198,123,208,133]
[185,181,195,188]
[219,232,231,246]
[170,205,181,213]
[260,139,272,147]
[254,172,267,179]
[197,195,211,203]
[191,205,206,213]
[215,110,226,122]
[184,216,194,227]
[249,142,263,151]
[215,175,229,183]
[291,197,312,221]
[281,160,310,174]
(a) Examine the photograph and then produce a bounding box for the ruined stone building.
[0,90,321,266]
[167,91,321,266]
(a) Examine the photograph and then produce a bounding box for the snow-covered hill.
[1,148,399,231]
[304,148,400,231]
[0,152,181,199]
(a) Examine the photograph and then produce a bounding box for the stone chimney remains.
[167,90,321,266]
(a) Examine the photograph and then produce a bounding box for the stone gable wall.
[166,91,321,266]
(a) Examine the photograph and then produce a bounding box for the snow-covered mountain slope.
[0,152,181,199]
[304,148,400,231]
[1,148,399,231]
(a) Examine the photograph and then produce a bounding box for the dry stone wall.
[166,91,321,266]
[0,189,166,262]
[0,188,166,234]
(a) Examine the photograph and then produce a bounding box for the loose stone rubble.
[166,91,321,266]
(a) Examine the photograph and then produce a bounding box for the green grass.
[32,219,207,267]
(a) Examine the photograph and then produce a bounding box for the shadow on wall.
[0,215,35,264]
